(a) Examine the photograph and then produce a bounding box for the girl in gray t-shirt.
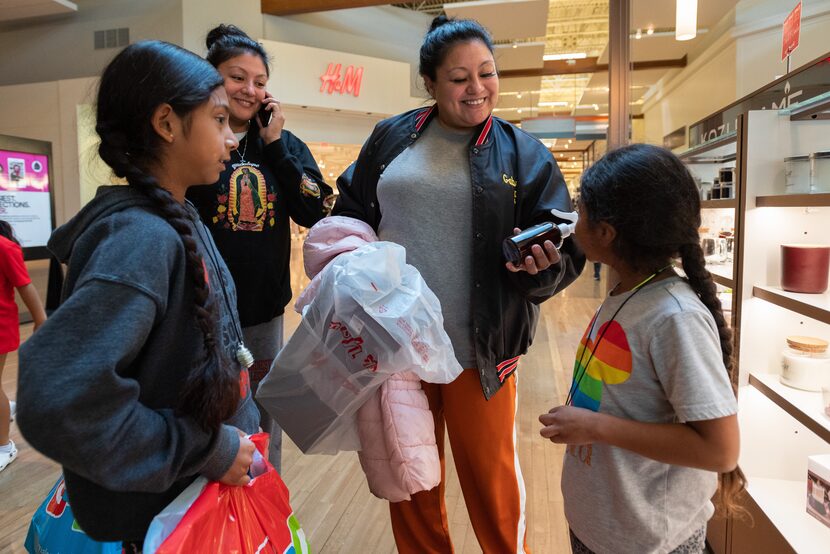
[539,144,745,554]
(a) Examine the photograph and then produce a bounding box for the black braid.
[679,243,734,378]
[139,185,239,429]
[95,41,238,430]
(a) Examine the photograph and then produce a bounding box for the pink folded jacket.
[356,370,439,502]
[294,215,379,313]
[298,216,440,501]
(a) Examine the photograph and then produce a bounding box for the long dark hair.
[205,24,269,75]
[0,220,19,245]
[95,40,239,430]
[419,15,495,81]
[579,143,746,515]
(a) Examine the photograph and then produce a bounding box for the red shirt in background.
[0,235,31,353]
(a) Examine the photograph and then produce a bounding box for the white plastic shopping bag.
[256,242,463,454]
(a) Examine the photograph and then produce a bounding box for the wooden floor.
[0,245,604,553]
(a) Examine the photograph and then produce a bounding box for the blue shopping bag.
[24,475,121,554]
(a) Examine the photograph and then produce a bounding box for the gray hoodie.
[17,186,259,542]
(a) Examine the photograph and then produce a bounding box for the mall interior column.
[608,0,630,150]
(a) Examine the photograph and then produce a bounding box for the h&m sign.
[319,63,363,97]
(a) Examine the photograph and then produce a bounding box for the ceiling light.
[647,26,654,35]
[512,41,518,49]
[565,144,569,149]
[676,0,698,41]
[517,93,522,99]
[635,28,642,39]
[633,28,708,39]
[538,101,569,107]
[517,109,523,114]
[542,52,588,61]
[593,104,599,111]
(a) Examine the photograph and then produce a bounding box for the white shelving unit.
[736,104,830,552]
[739,386,830,554]
[752,285,830,324]
[679,136,739,334]
[749,372,830,442]
[710,261,735,288]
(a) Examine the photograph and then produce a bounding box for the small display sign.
[0,148,53,250]
[782,1,802,61]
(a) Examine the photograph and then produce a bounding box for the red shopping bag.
[147,433,308,554]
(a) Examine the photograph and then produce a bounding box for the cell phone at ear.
[258,103,271,127]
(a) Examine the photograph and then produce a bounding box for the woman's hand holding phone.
[258,93,285,145]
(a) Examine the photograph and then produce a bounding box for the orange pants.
[390,368,529,554]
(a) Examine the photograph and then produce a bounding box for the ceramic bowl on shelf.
[780,336,830,392]
[780,244,830,293]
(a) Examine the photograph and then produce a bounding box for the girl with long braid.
[540,144,744,554]
[16,41,260,549]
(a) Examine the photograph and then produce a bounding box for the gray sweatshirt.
[17,186,259,542]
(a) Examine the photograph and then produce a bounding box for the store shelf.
[738,385,830,553]
[712,274,735,288]
[744,477,830,554]
[749,372,830,444]
[753,286,830,325]
[701,198,738,209]
[756,193,830,208]
[708,262,734,288]
[678,132,738,160]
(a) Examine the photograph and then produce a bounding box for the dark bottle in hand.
[502,209,577,266]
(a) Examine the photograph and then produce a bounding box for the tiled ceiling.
[443,0,549,41]
[396,0,739,121]
[396,0,609,120]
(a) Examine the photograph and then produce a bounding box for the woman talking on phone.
[187,24,332,471]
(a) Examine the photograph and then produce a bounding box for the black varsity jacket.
[333,106,585,399]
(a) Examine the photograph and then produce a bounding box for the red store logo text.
[319,63,363,97]
[329,320,378,372]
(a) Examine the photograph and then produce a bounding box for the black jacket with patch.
[333,106,585,399]
[188,126,332,327]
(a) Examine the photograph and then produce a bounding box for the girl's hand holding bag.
[143,433,308,554]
